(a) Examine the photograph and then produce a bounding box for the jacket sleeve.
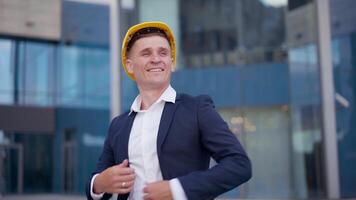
[178,95,252,200]
[85,117,120,200]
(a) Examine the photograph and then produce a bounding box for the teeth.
[148,68,163,72]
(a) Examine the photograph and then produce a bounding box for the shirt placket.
[140,110,149,184]
[144,105,160,183]
[129,113,144,200]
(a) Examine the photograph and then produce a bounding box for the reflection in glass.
[0,39,110,109]
[17,42,56,106]
[330,0,356,197]
[289,45,325,198]
[58,46,110,109]
[2,132,53,193]
[332,35,356,197]
[0,0,111,195]
[179,0,287,68]
[58,46,81,107]
[0,39,15,104]
[220,106,292,198]
[19,133,53,193]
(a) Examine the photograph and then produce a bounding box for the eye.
[160,50,169,56]
[141,51,150,56]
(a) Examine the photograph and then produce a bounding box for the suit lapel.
[156,94,181,156]
[117,112,136,162]
[116,112,136,200]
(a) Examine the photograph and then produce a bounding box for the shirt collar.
[129,85,176,114]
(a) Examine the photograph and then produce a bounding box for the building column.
[315,0,340,198]
[110,0,121,118]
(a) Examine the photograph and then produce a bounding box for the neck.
[138,84,169,110]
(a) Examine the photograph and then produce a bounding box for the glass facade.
[0,0,110,195]
[0,40,110,109]
[18,41,56,106]
[179,0,286,68]
[0,0,355,199]
[0,39,14,104]
[220,106,292,198]
[330,0,356,197]
[332,34,356,198]
[58,46,110,108]
[7,133,54,193]
[288,44,325,198]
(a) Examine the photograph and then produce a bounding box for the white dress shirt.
[91,85,187,200]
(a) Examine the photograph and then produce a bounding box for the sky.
[260,0,287,7]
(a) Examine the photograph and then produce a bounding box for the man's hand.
[143,181,173,200]
[93,159,135,194]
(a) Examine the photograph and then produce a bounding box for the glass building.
[0,0,111,195]
[0,0,355,199]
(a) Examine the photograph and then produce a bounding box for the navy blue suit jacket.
[86,94,252,200]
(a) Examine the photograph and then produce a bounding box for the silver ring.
[121,182,126,187]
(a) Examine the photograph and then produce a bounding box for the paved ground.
[0,194,86,200]
[1,194,355,200]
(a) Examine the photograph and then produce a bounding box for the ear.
[171,63,176,72]
[126,59,134,74]
[171,58,175,72]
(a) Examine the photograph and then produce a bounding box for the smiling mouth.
[147,68,164,72]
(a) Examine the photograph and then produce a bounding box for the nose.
[150,52,161,63]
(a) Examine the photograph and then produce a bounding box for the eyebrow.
[138,48,151,54]
[139,46,170,53]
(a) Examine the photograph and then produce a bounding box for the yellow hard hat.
[121,21,176,80]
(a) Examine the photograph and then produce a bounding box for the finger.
[143,193,152,200]
[111,165,135,176]
[115,174,135,182]
[143,185,149,193]
[113,180,135,189]
[123,180,135,188]
[116,187,133,194]
[117,167,135,175]
[117,159,129,168]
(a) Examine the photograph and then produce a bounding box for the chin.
[146,79,169,88]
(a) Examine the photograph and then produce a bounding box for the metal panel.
[330,0,356,37]
[0,105,55,133]
[61,1,109,46]
[0,0,61,40]
[286,2,318,47]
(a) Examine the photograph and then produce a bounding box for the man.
[86,21,251,200]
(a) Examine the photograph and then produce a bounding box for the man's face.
[126,35,173,90]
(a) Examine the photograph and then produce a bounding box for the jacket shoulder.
[178,93,213,103]
[108,110,131,133]
[178,93,214,108]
